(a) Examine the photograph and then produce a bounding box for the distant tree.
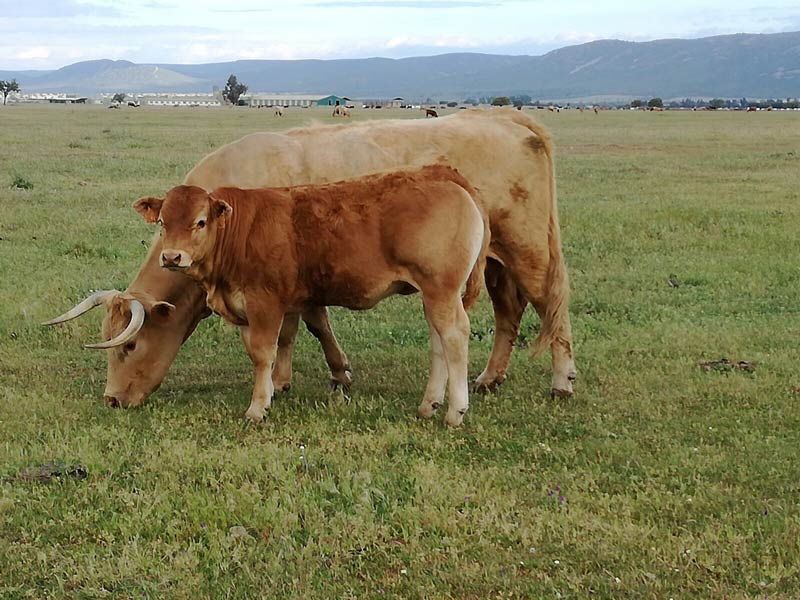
[112,93,126,104]
[630,99,644,108]
[446,101,457,108]
[222,75,248,105]
[647,97,663,108]
[0,79,20,105]
[491,96,511,107]
[708,98,725,109]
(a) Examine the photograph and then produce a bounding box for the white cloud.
[14,46,51,60]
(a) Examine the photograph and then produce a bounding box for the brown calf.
[134,165,489,427]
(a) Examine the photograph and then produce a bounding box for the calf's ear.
[133,196,164,224]
[209,195,233,222]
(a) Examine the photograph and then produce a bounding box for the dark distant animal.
[127,101,139,108]
[274,107,283,116]
[422,108,438,118]
[136,165,489,426]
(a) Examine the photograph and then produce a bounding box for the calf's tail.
[462,202,490,311]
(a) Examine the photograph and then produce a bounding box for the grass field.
[1,104,799,598]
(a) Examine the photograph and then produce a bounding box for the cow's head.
[43,290,184,408]
[133,185,232,274]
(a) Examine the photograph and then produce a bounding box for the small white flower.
[553,560,560,565]
[400,568,407,575]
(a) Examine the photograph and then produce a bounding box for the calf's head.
[133,185,232,274]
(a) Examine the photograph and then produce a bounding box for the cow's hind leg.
[272,312,300,392]
[417,326,447,419]
[474,259,528,392]
[302,306,353,391]
[423,295,471,427]
[509,259,576,397]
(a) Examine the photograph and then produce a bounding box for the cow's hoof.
[444,408,466,428]
[330,369,353,392]
[417,401,441,419]
[274,382,291,393]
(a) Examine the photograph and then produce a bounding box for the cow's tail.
[462,196,490,311]
[507,111,571,359]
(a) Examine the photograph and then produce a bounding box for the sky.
[1,0,799,70]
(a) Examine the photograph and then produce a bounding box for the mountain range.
[2,31,799,100]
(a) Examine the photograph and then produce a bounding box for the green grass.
[1,104,800,598]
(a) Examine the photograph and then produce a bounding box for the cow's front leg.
[240,300,284,423]
[272,312,300,392]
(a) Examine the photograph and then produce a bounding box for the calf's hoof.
[550,386,573,400]
[244,405,268,424]
[444,408,467,428]
[274,381,291,393]
[417,401,441,420]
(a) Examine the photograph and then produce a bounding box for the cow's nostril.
[104,395,120,408]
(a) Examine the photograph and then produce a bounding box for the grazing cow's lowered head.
[44,290,184,408]
[133,186,232,276]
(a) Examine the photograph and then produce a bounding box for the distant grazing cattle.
[593,107,599,115]
[136,165,489,426]
[127,101,139,108]
[422,108,438,118]
[747,106,757,112]
[274,107,283,117]
[332,105,350,117]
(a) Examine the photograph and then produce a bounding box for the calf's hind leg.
[423,295,471,427]
[417,327,448,419]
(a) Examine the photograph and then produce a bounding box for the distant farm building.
[316,95,350,107]
[133,93,222,107]
[360,97,406,108]
[15,94,89,104]
[242,94,336,108]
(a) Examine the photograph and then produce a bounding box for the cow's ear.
[210,195,233,222]
[133,196,164,224]
[149,301,176,324]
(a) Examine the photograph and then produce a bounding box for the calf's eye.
[197,219,206,229]
[124,342,136,352]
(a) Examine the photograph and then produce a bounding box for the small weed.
[11,176,33,190]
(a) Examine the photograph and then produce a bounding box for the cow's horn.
[84,299,145,350]
[42,290,119,326]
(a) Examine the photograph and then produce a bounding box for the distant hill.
[3,31,799,100]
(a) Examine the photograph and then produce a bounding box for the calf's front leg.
[240,301,284,423]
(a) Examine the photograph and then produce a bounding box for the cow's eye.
[157,219,163,226]
[197,219,206,229]
[124,342,136,352]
